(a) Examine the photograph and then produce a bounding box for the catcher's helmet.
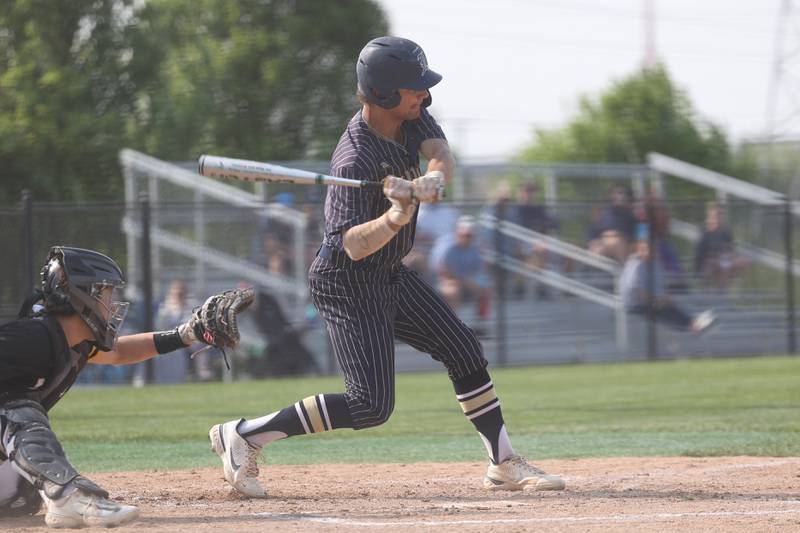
[357,36,442,109]
[41,246,129,351]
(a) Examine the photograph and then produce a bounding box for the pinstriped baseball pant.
[309,258,488,430]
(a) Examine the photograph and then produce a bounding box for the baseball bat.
[198,155,384,189]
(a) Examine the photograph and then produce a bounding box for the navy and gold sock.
[453,368,514,464]
[238,393,352,447]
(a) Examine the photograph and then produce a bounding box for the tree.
[0,0,141,203]
[518,64,733,173]
[130,0,387,162]
[0,0,388,203]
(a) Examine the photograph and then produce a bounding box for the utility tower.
[766,0,800,143]
[764,0,800,186]
[642,0,657,68]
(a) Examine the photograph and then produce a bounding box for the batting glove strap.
[386,199,416,226]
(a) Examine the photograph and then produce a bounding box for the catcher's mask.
[41,246,129,351]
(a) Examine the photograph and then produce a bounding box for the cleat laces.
[244,444,260,478]
[508,454,546,476]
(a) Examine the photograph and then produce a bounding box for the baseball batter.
[209,36,565,497]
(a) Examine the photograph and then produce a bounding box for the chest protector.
[0,315,90,413]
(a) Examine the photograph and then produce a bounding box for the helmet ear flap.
[41,257,72,313]
[370,87,401,109]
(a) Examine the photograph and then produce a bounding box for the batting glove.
[383,176,417,226]
[412,171,445,203]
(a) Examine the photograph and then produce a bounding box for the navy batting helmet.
[357,36,442,109]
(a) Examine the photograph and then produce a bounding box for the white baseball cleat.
[209,419,267,498]
[44,488,139,529]
[484,454,566,491]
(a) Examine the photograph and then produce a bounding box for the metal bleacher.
[119,149,798,374]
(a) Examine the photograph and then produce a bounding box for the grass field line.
[250,507,800,527]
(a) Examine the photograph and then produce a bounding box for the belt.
[317,244,398,272]
[317,243,362,269]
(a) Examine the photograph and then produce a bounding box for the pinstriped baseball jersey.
[308,106,488,429]
[319,107,445,269]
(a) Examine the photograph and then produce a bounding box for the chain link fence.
[2,190,798,385]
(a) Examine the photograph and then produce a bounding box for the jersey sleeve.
[327,162,382,235]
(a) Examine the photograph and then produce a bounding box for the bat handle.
[361,180,386,189]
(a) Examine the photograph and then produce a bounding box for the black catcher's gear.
[178,287,255,369]
[0,474,42,517]
[191,287,255,348]
[41,246,129,351]
[0,400,108,500]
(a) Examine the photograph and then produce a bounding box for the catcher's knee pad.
[0,400,107,500]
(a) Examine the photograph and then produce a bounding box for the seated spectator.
[407,202,461,282]
[153,279,214,382]
[634,188,686,290]
[516,181,558,298]
[589,185,637,264]
[694,202,750,290]
[260,231,293,276]
[620,238,716,333]
[433,215,491,325]
[517,182,556,235]
[478,180,520,260]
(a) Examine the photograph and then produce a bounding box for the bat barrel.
[198,154,384,189]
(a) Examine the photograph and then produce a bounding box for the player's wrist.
[153,328,189,354]
[383,212,404,232]
[386,203,414,226]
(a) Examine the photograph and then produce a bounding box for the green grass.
[51,356,800,472]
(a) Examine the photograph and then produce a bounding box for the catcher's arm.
[89,287,255,368]
[88,332,161,366]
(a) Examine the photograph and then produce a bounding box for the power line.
[417,27,772,64]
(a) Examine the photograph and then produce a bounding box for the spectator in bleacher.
[635,187,687,290]
[260,231,293,277]
[516,181,558,298]
[152,280,189,383]
[406,201,461,282]
[589,184,637,264]
[478,180,523,264]
[432,215,491,329]
[695,202,750,290]
[621,236,716,333]
[249,191,298,275]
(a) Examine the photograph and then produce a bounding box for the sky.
[375,0,786,161]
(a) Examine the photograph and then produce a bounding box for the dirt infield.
[6,456,800,531]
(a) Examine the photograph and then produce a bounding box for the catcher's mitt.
[179,287,255,369]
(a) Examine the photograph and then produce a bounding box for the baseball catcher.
[0,246,252,528]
